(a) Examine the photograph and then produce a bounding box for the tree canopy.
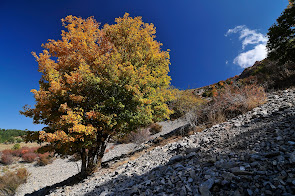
[21,13,174,175]
[267,0,295,64]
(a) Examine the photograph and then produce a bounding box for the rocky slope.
[19,88,295,196]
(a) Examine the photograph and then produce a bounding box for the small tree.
[267,0,295,64]
[21,13,173,176]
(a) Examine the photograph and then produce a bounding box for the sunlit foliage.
[21,13,173,175]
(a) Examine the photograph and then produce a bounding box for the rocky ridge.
[21,88,295,195]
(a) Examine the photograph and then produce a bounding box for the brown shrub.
[189,83,267,128]
[213,83,266,118]
[0,168,29,195]
[1,149,13,155]
[36,152,53,166]
[18,147,38,157]
[1,154,13,165]
[22,152,38,163]
[126,128,151,144]
[16,168,29,181]
[149,123,163,135]
[11,149,22,157]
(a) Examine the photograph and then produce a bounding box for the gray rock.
[199,178,214,196]
[169,155,183,164]
[289,152,295,163]
[231,167,253,175]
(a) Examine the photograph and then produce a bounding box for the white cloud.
[233,44,267,68]
[226,25,268,68]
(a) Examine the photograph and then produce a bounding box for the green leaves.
[267,1,295,64]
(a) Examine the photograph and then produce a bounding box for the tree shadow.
[24,173,87,196]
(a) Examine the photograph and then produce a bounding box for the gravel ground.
[15,118,187,196]
[15,158,81,196]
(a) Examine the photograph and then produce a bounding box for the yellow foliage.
[21,13,174,171]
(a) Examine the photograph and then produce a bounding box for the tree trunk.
[80,148,87,176]
[80,135,110,176]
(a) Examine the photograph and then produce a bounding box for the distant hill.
[0,129,27,143]
[192,58,295,98]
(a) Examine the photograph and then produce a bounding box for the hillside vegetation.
[0,129,27,144]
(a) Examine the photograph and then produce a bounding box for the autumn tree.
[267,0,295,64]
[21,13,174,176]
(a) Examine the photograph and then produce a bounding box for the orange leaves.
[49,80,62,93]
[61,109,83,125]
[69,94,84,102]
[39,130,75,143]
[86,111,98,119]
[65,72,83,85]
[22,13,174,159]
[70,124,96,135]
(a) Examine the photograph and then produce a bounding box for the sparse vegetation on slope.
[0,168,29,196]
[185,82,267,130]
[239,59,295,89]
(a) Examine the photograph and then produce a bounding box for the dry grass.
[0,168,29,195]
[169,89,206,119]
[0,142,42,151]
[186,83,267,128]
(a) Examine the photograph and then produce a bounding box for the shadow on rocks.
[27,104,295,195]
[25,173,87,196]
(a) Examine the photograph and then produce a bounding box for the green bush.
[12,143,21,150]
[16,138,23,143]
[6,137,15,144]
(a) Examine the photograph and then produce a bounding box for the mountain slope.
[21,88,295,196]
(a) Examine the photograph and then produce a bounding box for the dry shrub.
[1,154,13,165]
[10,146,39,158]
[1,149,12,155]
[213,83,266,118]
[22,152,38,163]
[127,128,151,144]
[19,147,38,157]
[169,89,206,119]
[36,152,54,166]
[0,168,29,195]
[112,133,130,144]
[149,123,163,135]
[11,149,22,157]
[189,83,267,128]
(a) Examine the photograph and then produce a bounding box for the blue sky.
[0,0,288,131]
